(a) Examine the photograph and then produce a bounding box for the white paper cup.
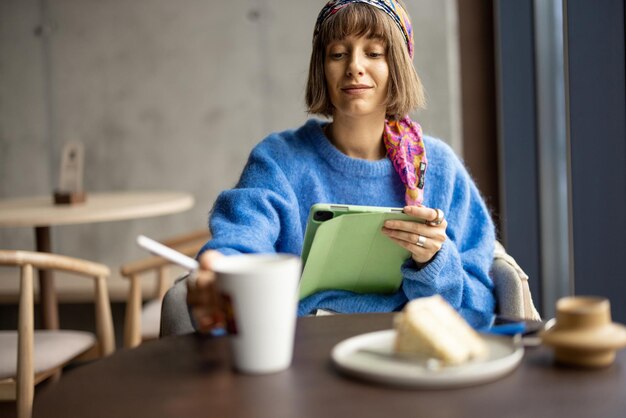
[212,253,301,374]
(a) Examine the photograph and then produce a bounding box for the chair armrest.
[0,250,109,278]
[159,229,210,249]
[491,242,541,320]
[119,229,210,278]
[119,241,204,278]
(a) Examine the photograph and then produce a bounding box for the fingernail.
[199,316,214,328]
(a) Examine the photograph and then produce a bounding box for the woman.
[188,0,496,330]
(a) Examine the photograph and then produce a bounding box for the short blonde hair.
[306,3,425,119]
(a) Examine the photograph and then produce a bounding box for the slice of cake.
[394,295,488,365]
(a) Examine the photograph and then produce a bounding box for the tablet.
[299,204,424,299]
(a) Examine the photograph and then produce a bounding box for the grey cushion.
[160,275,194,337]
[0,330,95,379]
[490,241,541,320]
[141,299,162,339]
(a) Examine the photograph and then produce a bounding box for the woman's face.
[324,35,389,120]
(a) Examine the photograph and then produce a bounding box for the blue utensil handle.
[487,322,526,336]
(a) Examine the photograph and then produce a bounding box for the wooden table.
[34,313,626,418]
[0,191,194,329]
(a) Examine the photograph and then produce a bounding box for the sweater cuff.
[401,240,449,284]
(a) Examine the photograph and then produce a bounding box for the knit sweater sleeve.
[198,138,302,256]
[400,147,496,328]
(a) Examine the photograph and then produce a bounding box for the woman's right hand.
[186,250,225,333]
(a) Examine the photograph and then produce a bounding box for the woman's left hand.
[382,205,447,265]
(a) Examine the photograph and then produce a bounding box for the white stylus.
[136,235,199,281]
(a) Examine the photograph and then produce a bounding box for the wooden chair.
[0,250,115,418]
[120,229,210,349]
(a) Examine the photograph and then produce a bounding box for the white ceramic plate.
[331,330,524,389]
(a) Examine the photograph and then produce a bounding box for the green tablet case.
[299,205,421,299]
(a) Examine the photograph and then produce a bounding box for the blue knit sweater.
[200,119,496,328]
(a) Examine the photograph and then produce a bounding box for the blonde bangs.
[316,4,392,47]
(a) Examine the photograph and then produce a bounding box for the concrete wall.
[0,0,462,300]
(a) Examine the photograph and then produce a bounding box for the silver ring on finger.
[416,234,427,247]
[428,208,444,226]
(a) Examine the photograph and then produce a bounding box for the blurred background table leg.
[35,226,59,330]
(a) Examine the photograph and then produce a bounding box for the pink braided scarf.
[314,0,427,206]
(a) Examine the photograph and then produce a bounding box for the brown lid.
[541,321,626,351]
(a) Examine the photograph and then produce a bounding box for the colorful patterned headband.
[313,0,414,58]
